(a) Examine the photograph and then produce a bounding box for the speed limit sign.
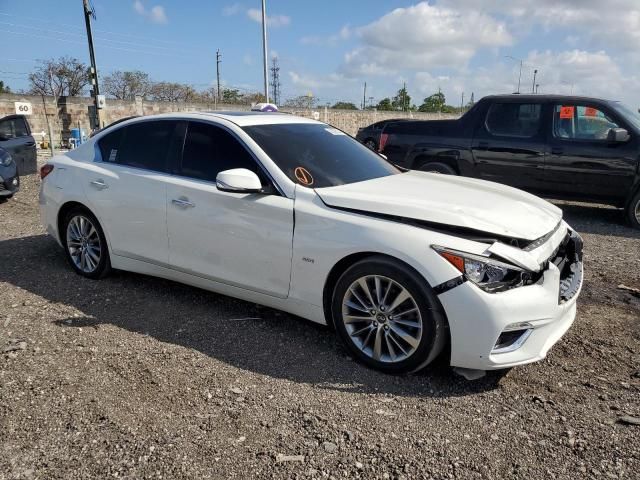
[14,101,33,115]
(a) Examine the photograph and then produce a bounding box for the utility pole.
[532,69,538,93]
[261,0,269,102]
[362,82,366,110]
[82,0,101,128]
[216,49,222,101]
[270,56,280,105]
[505,55,523,94]
[403,81,407,112]
[461,92,464,112]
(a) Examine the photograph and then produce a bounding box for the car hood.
[315,171,562,241]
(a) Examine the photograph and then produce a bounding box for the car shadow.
[0,234,508,398]
[551,200,640,238]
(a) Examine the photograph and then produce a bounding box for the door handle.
[551,147,563,155]
[90,179,108,190]
[24,141,36,147]
[172,197,195,208]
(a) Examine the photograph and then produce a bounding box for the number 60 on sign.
[14,102,33,115]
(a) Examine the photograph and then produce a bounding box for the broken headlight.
[432,246,530,292]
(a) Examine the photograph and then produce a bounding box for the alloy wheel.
[66,215,102,274]
[341,275,423,363]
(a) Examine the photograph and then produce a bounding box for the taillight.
[379,133,389,152]
[40,164,54,179]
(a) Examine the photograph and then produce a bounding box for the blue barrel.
[70,128,87,146]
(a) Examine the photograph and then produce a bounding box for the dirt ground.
[1,173,639,480]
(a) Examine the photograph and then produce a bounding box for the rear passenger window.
[180,122,261,182]
[485,103,542,137]
[98,121,177,172]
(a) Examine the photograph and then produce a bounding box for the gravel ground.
[1,173,639,480]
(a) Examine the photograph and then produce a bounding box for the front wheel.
[62,207,111,279]
[626,191,640,229]
[331,256,447,374]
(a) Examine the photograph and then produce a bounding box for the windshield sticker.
[108,149,118,162]
[584,107,598,117]
[325,127,346,136]
[294,167,314,186]
[559,106,574,119]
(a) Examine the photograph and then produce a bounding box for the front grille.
[547,230,583,303]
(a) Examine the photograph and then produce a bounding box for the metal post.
[532,69,538,93]
[216,49,222,101]
[261,0,270,103]
[517,60,522,94]
[41,95,55,157]
[82,0,102,128]
[362,82,366,110]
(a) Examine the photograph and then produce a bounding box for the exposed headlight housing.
[432,245,532,292]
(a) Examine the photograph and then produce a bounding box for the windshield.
[608,101,640,131]
[243,123,400,188]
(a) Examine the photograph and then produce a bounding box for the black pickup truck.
[380,94,640,228]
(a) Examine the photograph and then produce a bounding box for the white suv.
[39,112,583,374]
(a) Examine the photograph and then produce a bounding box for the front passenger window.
[180,122,263,183]
[553,105,620,140]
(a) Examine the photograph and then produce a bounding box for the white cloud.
[340,2,512,76]
[301,25,351,46]
[133,1,167,24]
[223,3,242,16]
[246,8,290,28]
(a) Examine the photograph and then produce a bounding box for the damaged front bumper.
[439,227,583,370]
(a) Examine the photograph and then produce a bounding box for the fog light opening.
[492,328,533,354]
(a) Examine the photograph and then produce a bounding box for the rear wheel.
[364,139,377,151]
[331,256,447,374]
[417,161,457,175]
[626,191,640,229]
[62,207,111,279]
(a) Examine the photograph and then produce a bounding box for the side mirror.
[216,168,263,193]
[607,128,630,143]
[379,154,388,160]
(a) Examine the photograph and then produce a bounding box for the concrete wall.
[0,93,458,147]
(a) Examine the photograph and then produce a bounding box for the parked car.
[0,147,19,202]
[356,119,407,150]
[40,112,583,374]
[380,94,640,229]
[0,114,37,175]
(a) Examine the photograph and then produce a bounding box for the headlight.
[432,245,531,292]
[0,149,12,166]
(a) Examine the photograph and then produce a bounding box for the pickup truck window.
[485,103,541,138]
[553,105,619,140]
[0,117,29,138]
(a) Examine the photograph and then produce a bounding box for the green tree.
[376,97,393,111]
[331,101,358,110]
[0,80,10,93]
[392,87,411,111]
[418,91,446,113]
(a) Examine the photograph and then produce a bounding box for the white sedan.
[39,112,583,374]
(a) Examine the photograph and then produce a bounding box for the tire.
[626,190,640,229]
[364,139,377,151]
[416,161,457,175]
[331,255,447,374]
[62,207,111,279]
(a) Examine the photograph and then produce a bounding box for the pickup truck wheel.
[331,256,447,374]
[417,161,457,175]
[626,191,640,229]
[364,139,377,150]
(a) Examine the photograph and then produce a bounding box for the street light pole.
[532,69,538,93]
[261,0,270,103]
[82,0,102,128]
[505,55,523,93]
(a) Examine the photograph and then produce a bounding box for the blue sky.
[2,0,639,107]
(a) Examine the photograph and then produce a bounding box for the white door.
[83,120,180,264]
[166,121,294,298]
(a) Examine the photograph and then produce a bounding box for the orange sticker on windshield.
[559,106,574,119]
[294,167,314,186]
[584,107,598,117]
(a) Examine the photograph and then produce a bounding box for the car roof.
[483,93,617,103]
[117,111,322,127]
